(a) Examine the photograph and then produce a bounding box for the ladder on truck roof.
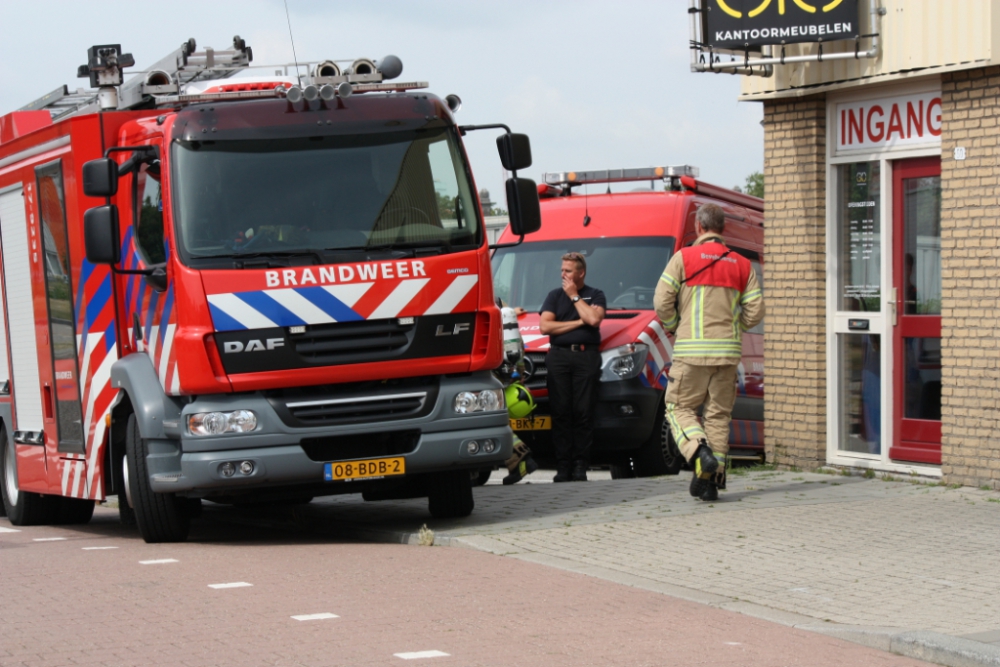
[18,36,252,122]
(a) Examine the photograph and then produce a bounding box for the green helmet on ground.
[505,383,535,419]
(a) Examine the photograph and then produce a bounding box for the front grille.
[288,392,427,425]
[291,319,415,365]
[525,352,548,390]
[300,430,420,462]
[605,311,639,319]
[266,376,439,428]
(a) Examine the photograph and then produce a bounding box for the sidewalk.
[251,467,1000,667]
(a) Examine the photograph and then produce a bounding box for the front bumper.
[144,372,512,495]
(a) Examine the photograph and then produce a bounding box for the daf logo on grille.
[435,323,471,337]
[224,338,285,353]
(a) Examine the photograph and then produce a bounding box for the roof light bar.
[544,165,699,186]
[349,81,428,93]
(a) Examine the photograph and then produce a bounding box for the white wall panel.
[0,187,44,432]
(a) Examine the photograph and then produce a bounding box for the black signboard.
[702,0,859,50]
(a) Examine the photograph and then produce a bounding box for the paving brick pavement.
[272,468,1000,656]
[1,504,938,667]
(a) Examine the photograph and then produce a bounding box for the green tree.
[740,171,764,198]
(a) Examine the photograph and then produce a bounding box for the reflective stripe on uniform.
[660,272,681,290]
[673,339,742,358]
[666,402,706,443]
[741,288,762,304]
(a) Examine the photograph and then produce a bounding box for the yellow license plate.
[510,416,552,431]
[324,457,405,482]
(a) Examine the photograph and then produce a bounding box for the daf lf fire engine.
[0,37,542,542]
[492,167,763,476]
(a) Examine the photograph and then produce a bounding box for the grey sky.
[0,1,763,202]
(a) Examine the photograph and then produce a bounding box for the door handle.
[890,287,898,327]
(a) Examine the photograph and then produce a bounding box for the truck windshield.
[491,237,675,311]
[171,127,481,265]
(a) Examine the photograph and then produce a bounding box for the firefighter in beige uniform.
[654,204,764,501]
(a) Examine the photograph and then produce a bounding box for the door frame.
[824,83,944,476]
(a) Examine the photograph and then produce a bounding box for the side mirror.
[82,158,119,197]
[83,205,121,264]
[496,133,532,172]
[505,177,541,236]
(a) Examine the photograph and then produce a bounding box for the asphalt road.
[0,499,935,667]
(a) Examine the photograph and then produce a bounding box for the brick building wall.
[761,96,828,469]
[939,67,1000,490]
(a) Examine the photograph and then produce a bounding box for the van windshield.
[491,237,675,311]
[170,127,481,266]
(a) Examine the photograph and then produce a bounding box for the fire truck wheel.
[1,425,59,525]
[609,460,637,479]
[427,470,475,519]
[632,409,685,477]
[116,450,137,528]
[54,498,96,525]
[471,467,492,486]
[126,414,190,543]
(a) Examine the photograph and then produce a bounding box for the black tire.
[113,440,137,527]
[1,425,59,525]
[471,467,492,486]
[427,470,475,519]
[54,497,96,525]
[609,460,637,479]
[632,408,686,477]
[126,414,190,543]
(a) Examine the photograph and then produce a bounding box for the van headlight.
[599,343,649,382]
[452,389,505,414]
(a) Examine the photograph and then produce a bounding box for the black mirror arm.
[105,145,160,176]
[489,235,525,251]
[458,123,520,178]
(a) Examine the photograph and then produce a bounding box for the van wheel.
[632,411,685,477]
[126,414,190,543]
[427,470,475,519]
[1,425,58,525]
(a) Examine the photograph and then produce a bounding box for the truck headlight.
[188,410,258,436]
[452,389,505,414]
[599,343,649,382]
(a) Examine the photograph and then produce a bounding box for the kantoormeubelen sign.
[702,0,860,50]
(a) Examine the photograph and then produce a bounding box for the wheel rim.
[4,434,19,507]
[122,454,134,509]
[660,420,681,467]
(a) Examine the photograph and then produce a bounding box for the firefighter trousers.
[664,359,738,463]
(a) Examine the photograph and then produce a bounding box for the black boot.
[553,462,572,483]
[503,456,539,485]
[690,440,719,477]
[689,471,709,498]
[700,480,719,502]
[571,460,588,482]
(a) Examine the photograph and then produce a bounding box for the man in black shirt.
[540,252,606,482]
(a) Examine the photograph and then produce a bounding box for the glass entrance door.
[891,157,941,464]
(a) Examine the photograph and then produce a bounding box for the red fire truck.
[492,167,764,476]
[0,37,541,542]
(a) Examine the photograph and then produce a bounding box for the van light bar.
[544,165,699,186]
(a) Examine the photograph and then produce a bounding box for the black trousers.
[546,347,602,465]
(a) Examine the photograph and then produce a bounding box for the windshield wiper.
[229,249,326,267]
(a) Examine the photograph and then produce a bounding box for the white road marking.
[291,613,339,621]
[82,546,118,550]
[139,559,179,565]
[724,642,742,646]
[394,651,450,660]
[0,526,21,533]
[33,537,67,542]
[208,582,253,589]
